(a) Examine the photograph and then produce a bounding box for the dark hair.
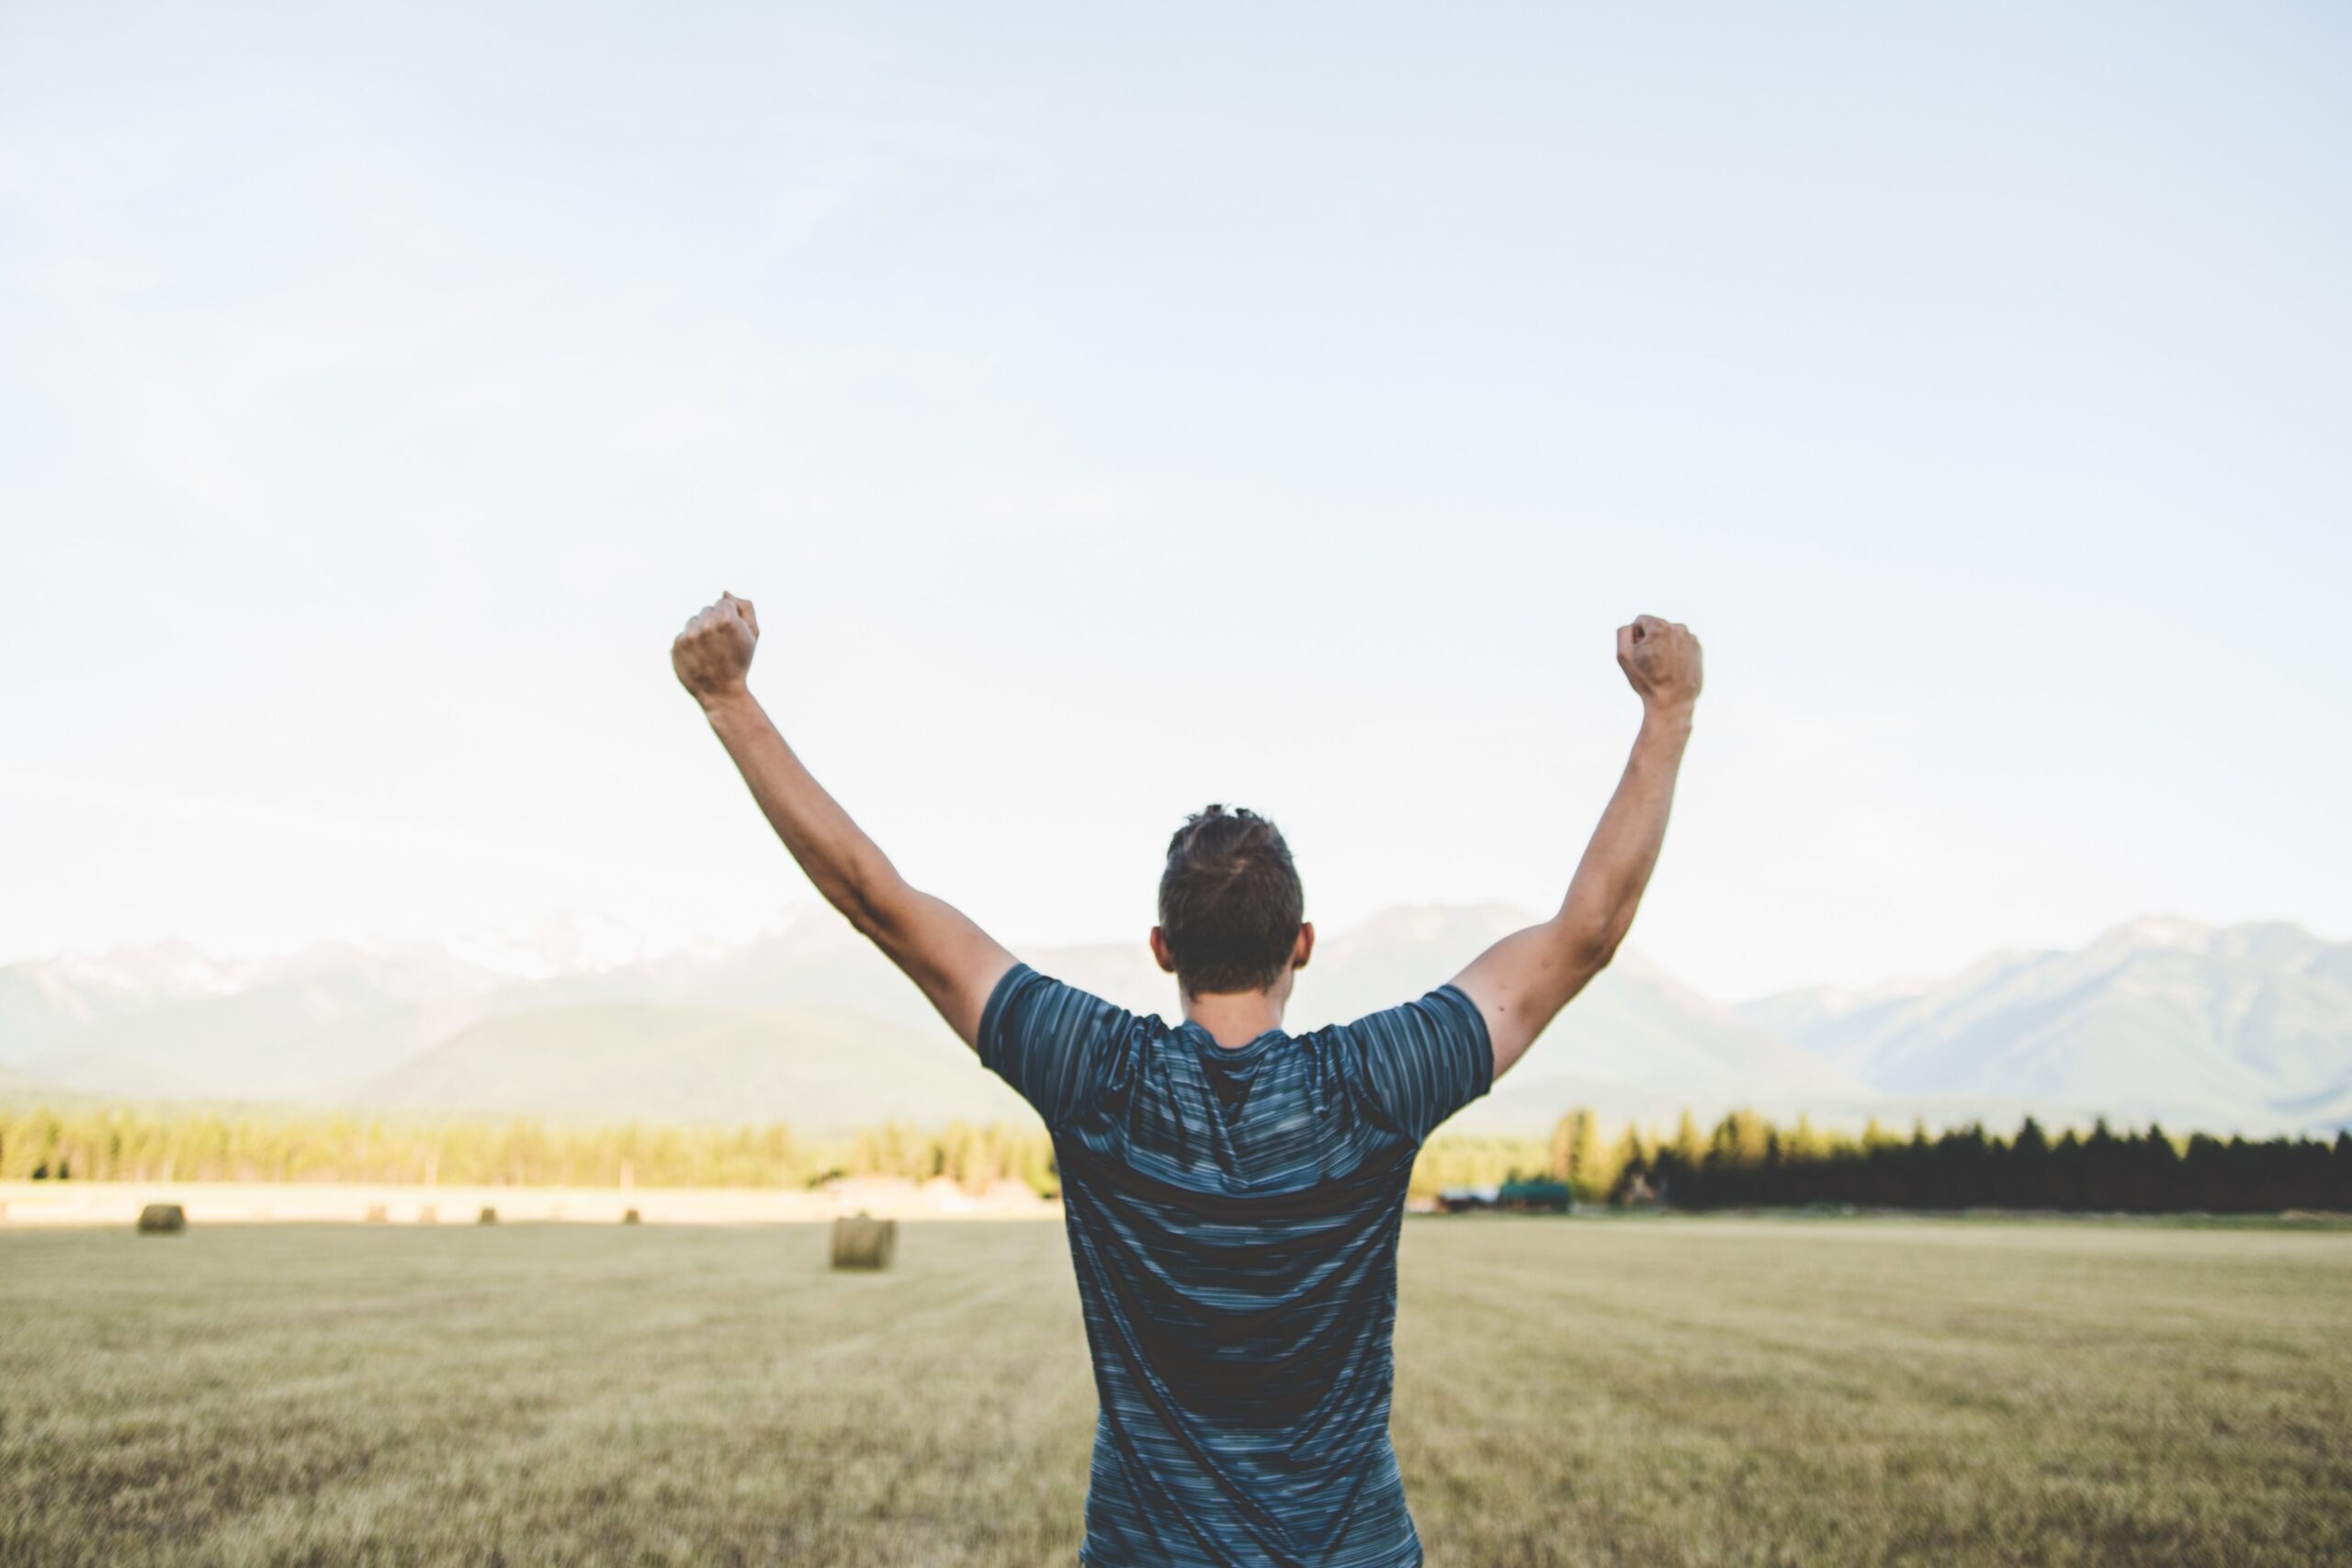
[1158,805,1305,995]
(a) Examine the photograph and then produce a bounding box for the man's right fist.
[672,592,760,707]
[1616,615,1702,716]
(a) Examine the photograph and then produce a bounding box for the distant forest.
[1420,1109,2352,1214]
[0,1105,1057,1197]
[3,1103,2348,1213]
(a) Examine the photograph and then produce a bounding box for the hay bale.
[137,1203,187,1235]
[416,1204,437,1224]
[831,1213,896,1270]
[621,1208,641,1224]
[477,1205,498,1225]
[364,1204,389,1224]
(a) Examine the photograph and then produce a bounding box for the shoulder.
[981,965,1131,1035]
[1304,985,1495,1134]
[979,963,1177,1066]
[1319,985,1489,1052]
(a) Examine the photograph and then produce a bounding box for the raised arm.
[671,592,1016,1048]
[1450,615,1702,1080]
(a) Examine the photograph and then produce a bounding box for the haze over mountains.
[1743,918,2352,1137]
[3,908,2346,1137]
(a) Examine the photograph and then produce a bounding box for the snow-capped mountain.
[1741,917,2352,1135]
[3,910,2345,1135]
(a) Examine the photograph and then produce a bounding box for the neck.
[1182,986,1289,1049]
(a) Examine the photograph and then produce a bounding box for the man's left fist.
[672,592,759,706]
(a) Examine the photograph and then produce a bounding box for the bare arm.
[1450,615,1702,1080]
[672,592,1016,1048]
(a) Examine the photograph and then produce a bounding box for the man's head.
[1149,805,1312,998]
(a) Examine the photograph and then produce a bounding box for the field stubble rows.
[1,1216,2346,1566]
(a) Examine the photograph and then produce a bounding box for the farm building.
[1435,1180,1572,1213]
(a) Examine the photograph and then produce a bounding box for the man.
[673,592,1702,1567]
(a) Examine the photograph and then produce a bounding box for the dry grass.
[1,1216,2346,1566]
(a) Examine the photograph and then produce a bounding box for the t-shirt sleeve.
[1332,984,1496,1143]
[976,964,1137,1131]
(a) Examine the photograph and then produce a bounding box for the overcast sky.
[4,2,2347,999]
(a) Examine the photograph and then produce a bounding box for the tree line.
[1412,1109,2352,1213]
[0,1105,1056,1197]
[6,1101,2347,1213]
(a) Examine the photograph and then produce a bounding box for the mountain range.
[1741,917,2352,1137]
[2,908,2346,1137]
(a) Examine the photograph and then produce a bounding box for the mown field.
[2,1215,2346,1566]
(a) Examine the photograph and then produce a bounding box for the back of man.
[671,591,1701,1566]
[980,965,1492,1567]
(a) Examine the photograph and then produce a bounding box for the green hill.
[348,1001,1035,1130]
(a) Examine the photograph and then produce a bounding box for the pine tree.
[1533,1110,1615,1202]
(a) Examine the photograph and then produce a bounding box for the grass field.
[3,1216,2347,1566]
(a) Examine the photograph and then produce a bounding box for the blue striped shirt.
[978,964,1494,1568]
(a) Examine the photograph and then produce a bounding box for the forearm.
[698,689,908,934]
[1550,704,1692,965]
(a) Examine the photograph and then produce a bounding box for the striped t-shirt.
[978,964,1494,1568]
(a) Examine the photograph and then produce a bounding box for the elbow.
[1557,915,1630,977]
[838,899,885,944]
[1554,886,1641,980]
[829,876,898,943]
[832,860,926,951]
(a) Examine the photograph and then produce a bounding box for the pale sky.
[4,3,2348,1000]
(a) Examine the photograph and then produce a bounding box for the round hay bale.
[137,1203,187,1235]
[364,1204,390,1224]
[831,1213,896,1270]
[416,1204,437,1224]
[621,1207,641,1224]
[477,1205,498,1225]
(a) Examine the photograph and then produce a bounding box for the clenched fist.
[672,592,759,707]
[1616,615,1702,716]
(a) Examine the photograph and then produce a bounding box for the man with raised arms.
[673,592,1702,1567]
